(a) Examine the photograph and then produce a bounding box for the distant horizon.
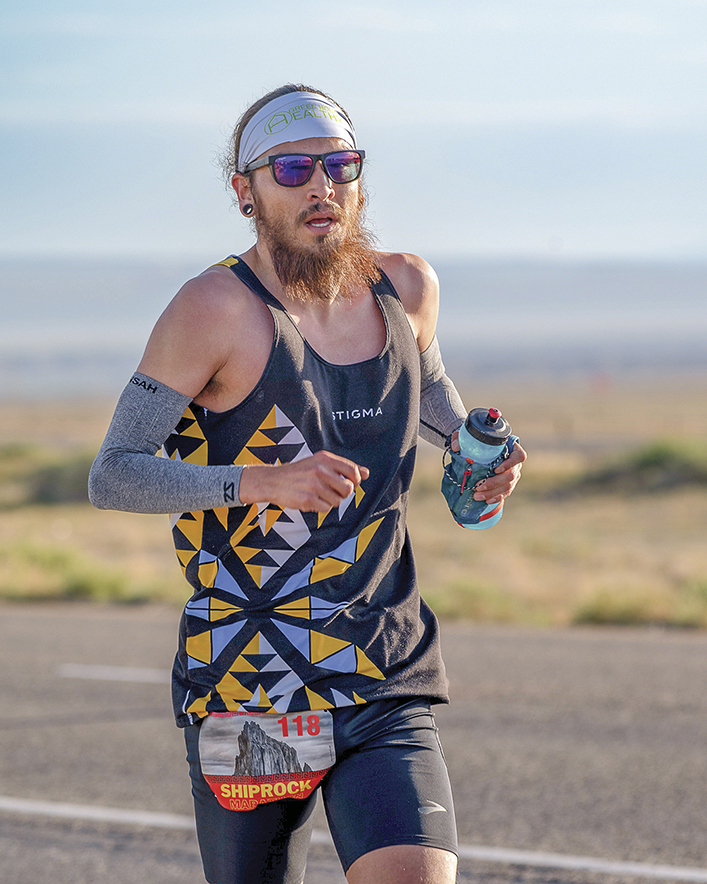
[3,251,707,268]
[2,258,705,400]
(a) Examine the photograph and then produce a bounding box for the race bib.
[198,710,335,811]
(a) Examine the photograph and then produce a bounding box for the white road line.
[455,845,707,883]
[2,796,707,882]
[0,796,193,829]
[57,663,171,683]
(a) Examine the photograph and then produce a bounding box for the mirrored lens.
[323,151,362,183]
[272,155,314,186]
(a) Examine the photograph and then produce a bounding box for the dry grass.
[2,372,707,626]
[0,399,187,604]
[410,451,707,626]
[408,371,707,626]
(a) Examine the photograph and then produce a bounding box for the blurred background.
[1,0,706,624]
[2,6,707,883]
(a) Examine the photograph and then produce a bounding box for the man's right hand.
[238,450,370,513]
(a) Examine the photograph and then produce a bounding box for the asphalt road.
[1,603,707,883]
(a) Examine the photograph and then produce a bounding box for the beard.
[252,187,381,303]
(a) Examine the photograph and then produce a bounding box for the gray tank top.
[166,257,448,726]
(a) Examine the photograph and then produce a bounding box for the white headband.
[238,91,357,172]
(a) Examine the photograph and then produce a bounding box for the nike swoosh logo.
[418,802,447,815]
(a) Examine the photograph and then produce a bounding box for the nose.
[306,159,336,200]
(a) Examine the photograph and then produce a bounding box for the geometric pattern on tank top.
[166,403,387,716]
[164,406,209,572]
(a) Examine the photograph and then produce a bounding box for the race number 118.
[277,714,321,737]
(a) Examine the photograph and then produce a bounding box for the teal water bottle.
[456,407,513,530]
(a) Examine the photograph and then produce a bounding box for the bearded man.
[89,84,526,884]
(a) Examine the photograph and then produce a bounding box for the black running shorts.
[184,698,458,884]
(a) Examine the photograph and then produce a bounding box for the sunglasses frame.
[243,150,366,187]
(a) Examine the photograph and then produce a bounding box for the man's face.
[248,136,362,252]
[238,136,377,302]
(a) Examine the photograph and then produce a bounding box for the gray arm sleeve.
[419,336,467,448]
[88,373,245,514]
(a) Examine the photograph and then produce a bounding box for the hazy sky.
[2,0,706,263]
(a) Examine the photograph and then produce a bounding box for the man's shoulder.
[379,252,439,302]
[377,251,440,317]
[378,251,438,289]
[145,261,270,362]
[177,262,245,301]
[137,261,274,406]
[167,263,261,325]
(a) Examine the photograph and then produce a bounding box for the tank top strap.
[211,255,285,311]
[369,268,409,330]
[370,268,399,302]
[212,255,401,317]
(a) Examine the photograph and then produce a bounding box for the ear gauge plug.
[241,203,254,217]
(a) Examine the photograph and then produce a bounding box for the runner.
[89,84,526,884]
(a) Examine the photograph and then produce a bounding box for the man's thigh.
[322,699,458,875]
[184,724,317,884]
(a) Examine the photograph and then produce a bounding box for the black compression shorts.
[184,698,458,884]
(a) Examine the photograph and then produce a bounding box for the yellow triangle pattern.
[232,410,280,466]
[198,557,218,589]
[260,406,279,430]
[356,517,385,559]
[356,647,385,680]
[213,506,229,530]
[305,686,334,709]
[248,684,274,711]
[274,598,310,619]
[164,391,396,714]
[186,691,211,718]
[176,549,197,571]
[186,630,211,665]
[216,672,251,710]
[263,507,281,535]
[315,483,365,530]
[245,563,262,585]
[310,631,351,665]
[176,510,204,550]
[233,545,258,564]
[241,635,260,655]
[175,408,208,465]
[174,510,204,574]
[210,600,242,622]
[299,516,385,589]
[185,442,208,463]
[247,430,275,447]
[229,505,260,549]
[232,405,300,466]
[180,420,206,440]
[230,655,258,673]
[310,556,351,583]
[233,447,267,466]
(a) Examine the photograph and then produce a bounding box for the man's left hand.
[450,432,527,504]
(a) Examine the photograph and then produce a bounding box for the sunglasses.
[243,150,365,187]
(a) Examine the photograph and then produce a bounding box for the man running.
[89,84,526,884]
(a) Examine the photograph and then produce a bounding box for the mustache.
[296,202,345,225]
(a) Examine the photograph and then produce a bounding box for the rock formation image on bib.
[232,720,313,776]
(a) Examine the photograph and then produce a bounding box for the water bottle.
[455,407,513,530]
